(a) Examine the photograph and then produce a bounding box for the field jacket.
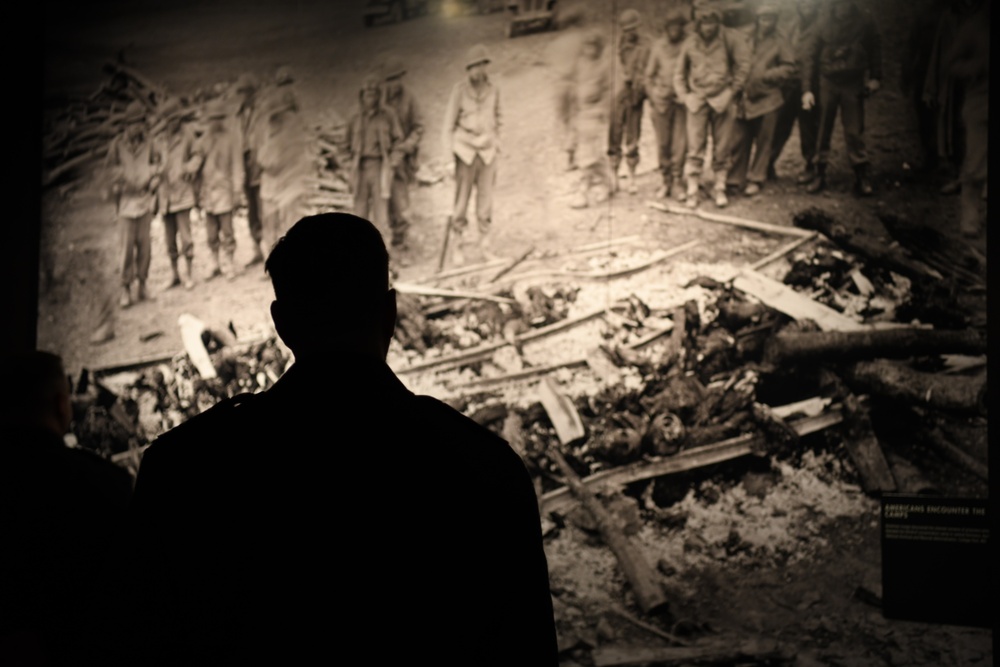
[674,27,751,114]
[801,2,882,92]
[740,28,796,119]
[443,78,501,166]
[156,125,202,214]
[105,132,160,218]
[644,35,685,113]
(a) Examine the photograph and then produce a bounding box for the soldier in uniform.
[674,3,751,208]
[608,8,651,195]
[235,72,267,267]
[381,58,424,253]
[105,100,161,308]
[726,3,796,196]
[769,0,822,185]
[346,74,403,245]
[442,44,502,265]
[155,97,201,290]
[195,98,244,281]
[799,0,882,196]
[568,28,613,209]
[644,8,689,201]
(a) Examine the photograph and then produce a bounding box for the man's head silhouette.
[265,213,396,364]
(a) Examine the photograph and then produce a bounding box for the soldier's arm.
[644,42,660,84]
[441,83,460,157]
[765,36,797,84]
[673,43,690,97]
[728,29,751,95]
[800,30,821,93]
[864,17,883,83]
[399,97,424,155]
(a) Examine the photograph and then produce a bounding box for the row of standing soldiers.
[560,0,988,240]
[92,67,310,344]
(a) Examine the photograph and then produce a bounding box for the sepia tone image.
[27,0,989,662]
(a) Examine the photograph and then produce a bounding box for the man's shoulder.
[407,394,520,463]
[149,393,256,453]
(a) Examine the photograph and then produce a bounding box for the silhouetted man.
[88,213,558,665]
[1,351,133,665]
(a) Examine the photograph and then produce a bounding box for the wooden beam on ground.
[392,282,517,305]
[732,269,871,332]
[538,377,586,445]
[178,313,217,379]
[592,639,789,667]
[841,393,897,494]
[844,360,988,416]
[750,232,821,270]
[486,246,535,284]
[648,200,814,238]
[498,240,701,284]
[540,408,843,515]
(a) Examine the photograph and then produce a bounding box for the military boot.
[245,244,264,269]
[713,182,729,208]
[854,163,874,197]
[627,163,638,195]
[225,250,238,281]
[136,280,149,302]
[118,285,132,309]
[685,177,700,207]
[208,250,222,280]
[167,258,181,289]
[806,164,826,194]
[796,163,817,185]
[183,257,195,290]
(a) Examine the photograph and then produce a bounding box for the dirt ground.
[38,0,990,664]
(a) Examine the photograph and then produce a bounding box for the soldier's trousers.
[163,208,194,261]
[684,102,736,183]
[119,212,152,287]
[815,76,868,167]
[245,183,263,246]
[771,86,819,171]
[388,170,411,246]
[354,157,390,242]
[451,154,496,236]
[608,87,645,171]
[205,211,236,255]
[729,109,781,187]
[649,99,687,185]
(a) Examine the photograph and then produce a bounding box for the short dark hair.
[265,213,389,324]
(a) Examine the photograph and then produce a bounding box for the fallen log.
[763,328,987,366]
[541,408,844,515]
[841,393,897,494]
[649,200,814,238]
[592,638,789,667]
[844,360,987,416]
[792,207,944,283]
[542,385,669,615]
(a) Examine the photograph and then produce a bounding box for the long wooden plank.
[392,282,517,304]
[593,639,787,667]
[498,240,701,284]
[178,313,217,379]
[732,269,869,331]
[648,200,814,238]
[540,408,843,515]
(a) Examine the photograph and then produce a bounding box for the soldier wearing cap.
[644,8,690,200]
[346,73,404,243]
[608,8,651,195]
[193,97,244,280]
[726,3,796,196]
[381,57,424,252]
[799,0,882,196]
[769,0,822,185]
[442,43,501,265]
[155,97,202,289]
[674,1,751,208]
[235,72,267,267]
[105,100,162,308]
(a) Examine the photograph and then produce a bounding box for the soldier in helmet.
[608,8,651,195]
[346,73,403,243]
[442,43,501,266]
[105,100,162,308]
[381,57,424,253]
[194,97,244,281]
[726,3,796,197]
[644,8,690,201]
[674,3,751,208]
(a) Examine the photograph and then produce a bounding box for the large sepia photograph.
[23,0,991,662]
